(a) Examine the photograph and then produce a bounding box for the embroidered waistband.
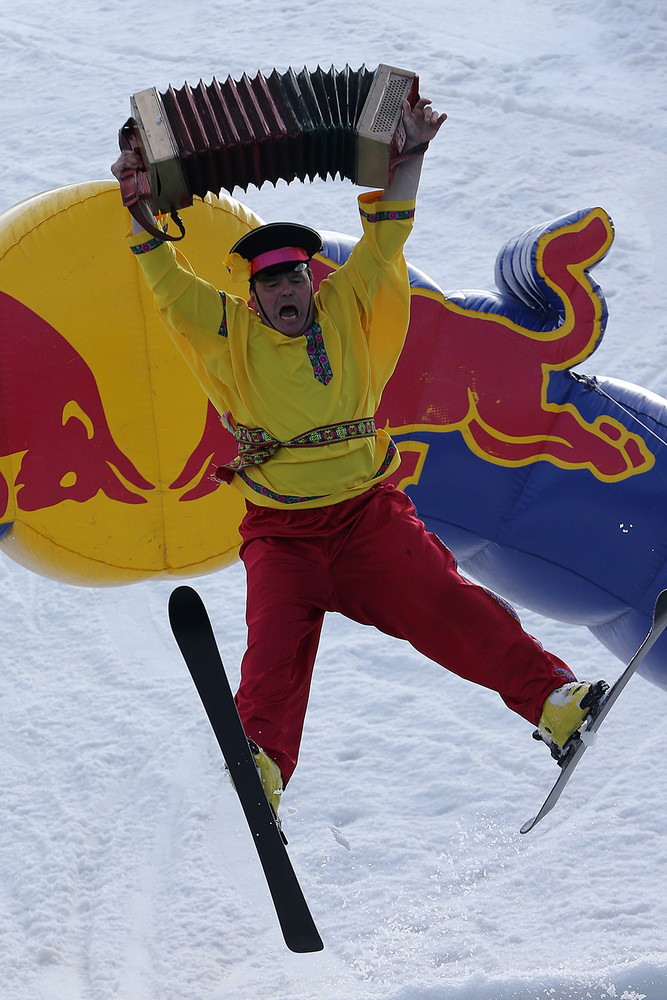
[233,438,398,505]
[216,417,377,481]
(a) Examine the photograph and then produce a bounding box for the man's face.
[249,267,314,337]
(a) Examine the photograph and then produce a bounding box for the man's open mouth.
[279,305,299,319]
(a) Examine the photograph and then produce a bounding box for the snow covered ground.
[2,1,667,998]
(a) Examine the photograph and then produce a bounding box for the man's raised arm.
[381,96,447,202]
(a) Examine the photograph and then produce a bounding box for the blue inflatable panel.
[321,206,667,688]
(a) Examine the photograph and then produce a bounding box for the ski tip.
[519,818,537,835]
[286,930,325,953]
[169,584,198,605]
[168,584,203,619]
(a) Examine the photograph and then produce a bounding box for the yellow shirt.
[129,191,415,508]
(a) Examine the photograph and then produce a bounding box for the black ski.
[168,585,324,953]
[521,589,667,834]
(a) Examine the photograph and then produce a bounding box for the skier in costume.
[112,95,603,815]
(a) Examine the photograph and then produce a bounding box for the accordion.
[120,63,419,223]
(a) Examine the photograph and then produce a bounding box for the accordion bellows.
[126,64,419,215]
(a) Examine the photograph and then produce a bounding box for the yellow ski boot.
[247,739,283,817]
[537,680,608,758]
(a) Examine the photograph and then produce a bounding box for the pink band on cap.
[250,246,310,275]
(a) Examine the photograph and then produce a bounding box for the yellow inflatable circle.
[0,180,263,585]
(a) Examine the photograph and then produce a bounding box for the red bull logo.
[0,180,250,583]
[0,291,154,521]
[372,207,654,483]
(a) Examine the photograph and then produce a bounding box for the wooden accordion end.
[122,63,419,217]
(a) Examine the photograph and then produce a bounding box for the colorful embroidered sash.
[233,438,397,505]
[218,417,377,479]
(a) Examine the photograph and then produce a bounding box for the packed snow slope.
[2,2,667,999]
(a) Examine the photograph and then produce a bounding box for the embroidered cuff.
[359,207,416,224]
[130,235,164,255]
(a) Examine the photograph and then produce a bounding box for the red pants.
[235,483,574,784]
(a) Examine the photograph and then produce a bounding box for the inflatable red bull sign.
[0,182,245,583]
[1,183,666,688]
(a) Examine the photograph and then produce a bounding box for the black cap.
[230,222,323,277]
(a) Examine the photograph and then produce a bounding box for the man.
[112,96,603,816]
